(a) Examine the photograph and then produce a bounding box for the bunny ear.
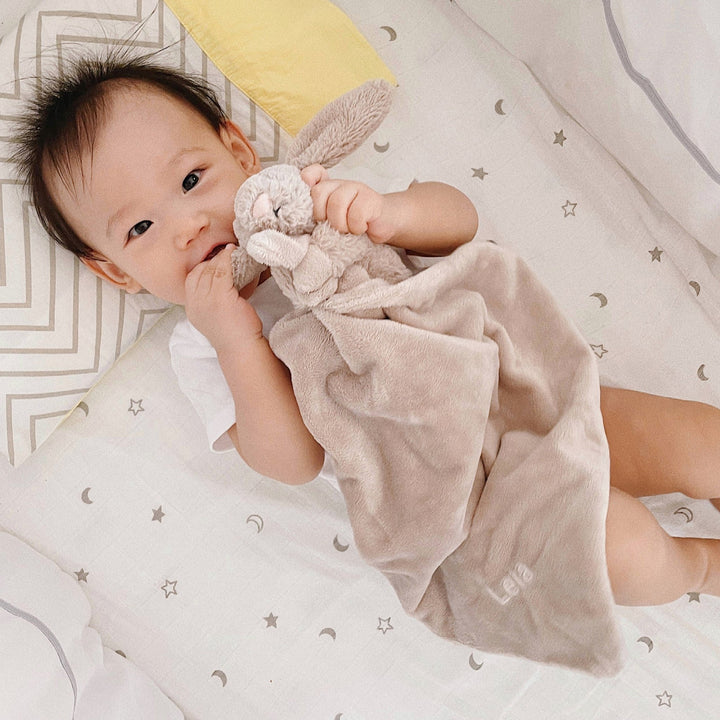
[286,79,393,169]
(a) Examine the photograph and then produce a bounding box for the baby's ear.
[220,120,262,175]
[80,255,143,293]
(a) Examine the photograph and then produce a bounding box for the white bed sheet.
[3,308,720,720]
[455,0,720,261]
[0,531,184,719]
[2,0,720,718]
[0,0,38,39]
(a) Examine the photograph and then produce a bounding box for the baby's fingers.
[300,163,329,188]
[309,179,381,234]
[325,184,360,233]
[308,178,341,223]
[186,244,234,296]
[347,186,383,236]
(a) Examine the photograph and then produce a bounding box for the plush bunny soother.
[231,80,412,310]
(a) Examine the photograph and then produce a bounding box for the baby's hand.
[184,244,263,354]
[301,164,398,244]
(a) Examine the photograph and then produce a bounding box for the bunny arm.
[246,229,310,270]
[231,246,266,291]
[290,223,372,295]
[244,226,342,298]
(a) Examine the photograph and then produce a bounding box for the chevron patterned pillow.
[0,0,290,465]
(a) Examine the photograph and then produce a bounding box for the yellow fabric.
[164,0,396,136]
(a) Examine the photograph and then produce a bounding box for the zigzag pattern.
[0,0,284,465]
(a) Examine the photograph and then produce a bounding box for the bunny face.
[233,164,316,241]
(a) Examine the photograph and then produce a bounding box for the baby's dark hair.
[11,53,229,259]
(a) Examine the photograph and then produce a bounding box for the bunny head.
[231,165,318,291]
[231,79,398,299]
[231,165,314,289]
[233,165,315,241]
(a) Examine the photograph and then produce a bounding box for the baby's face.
[49,83,261,304]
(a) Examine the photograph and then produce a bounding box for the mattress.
[2,0,720,718]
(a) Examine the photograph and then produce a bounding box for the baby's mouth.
[203,243,236,262]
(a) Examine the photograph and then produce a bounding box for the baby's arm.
[301,164,478,255]
[184,245,324,485]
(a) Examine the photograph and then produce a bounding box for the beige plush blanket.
[269,240,625,676]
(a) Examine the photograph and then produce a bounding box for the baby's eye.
[182,171,201,192]
[128,220,152,239]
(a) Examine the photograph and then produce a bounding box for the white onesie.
[169,168,411,488]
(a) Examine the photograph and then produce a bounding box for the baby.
[12,54,720,610]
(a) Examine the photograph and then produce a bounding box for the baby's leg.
[606,487,720,604]
[599,387,720,604]
[600,386,720,501]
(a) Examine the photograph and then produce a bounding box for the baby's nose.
[175,208,209,247]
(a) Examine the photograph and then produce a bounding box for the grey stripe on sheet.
[0,595,77,717]
[602,0,720,184]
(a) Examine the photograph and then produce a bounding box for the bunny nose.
[252,192,273,219]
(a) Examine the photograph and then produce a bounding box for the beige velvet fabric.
[270,240,625,676]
